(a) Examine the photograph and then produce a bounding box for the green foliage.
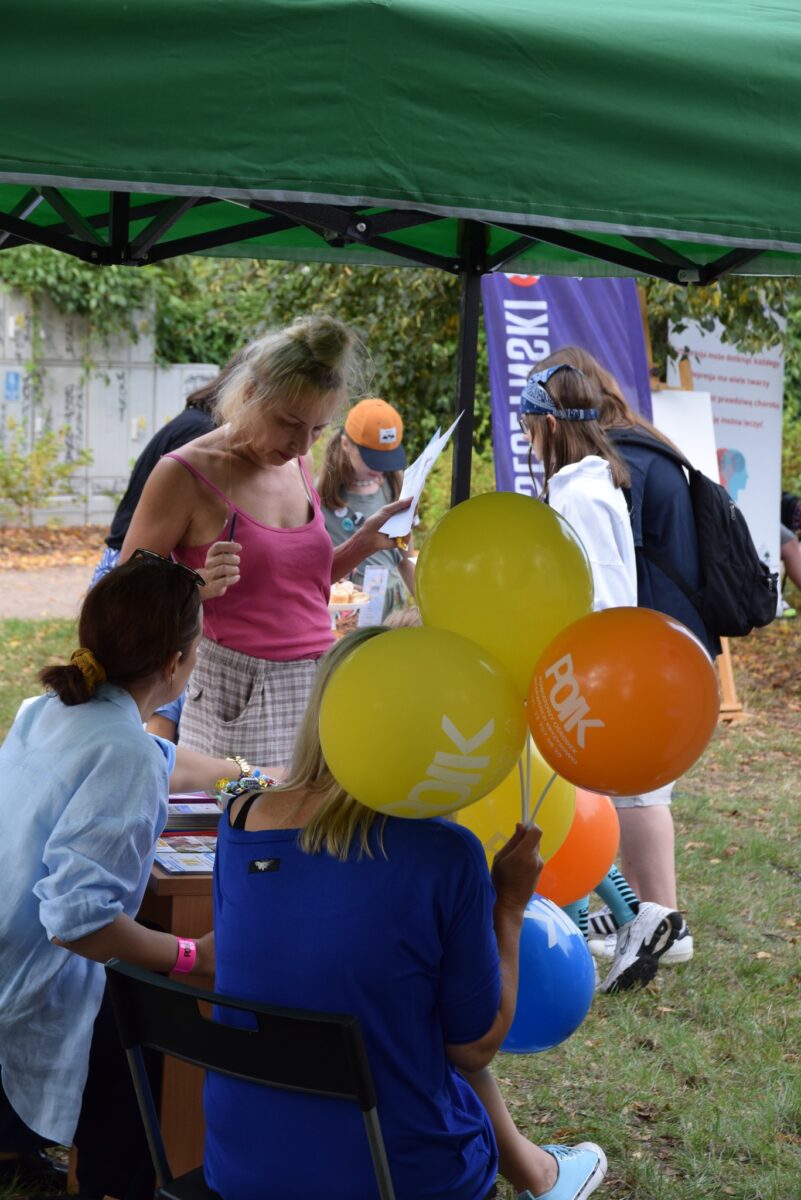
[642,277,792,378]
[0,420,92,525]
[0,249,493,461]
[416,444,496,534]
[783,290,801,492]
[0,244,153,350]
[152,258,489,459]
[4,245,801,475]
[781,409,801,495]
[643,276,801,490]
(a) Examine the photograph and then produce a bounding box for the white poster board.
[650,390,718,482]
[668,321,783,573]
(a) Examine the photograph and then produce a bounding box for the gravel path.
[0,565,90,620]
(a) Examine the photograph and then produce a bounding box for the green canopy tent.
[3,0,800,496]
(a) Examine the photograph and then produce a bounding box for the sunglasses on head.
[130,548,204,588]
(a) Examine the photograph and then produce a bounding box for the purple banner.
[482,274,652,495]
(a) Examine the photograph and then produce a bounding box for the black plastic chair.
[105,960,397,1200]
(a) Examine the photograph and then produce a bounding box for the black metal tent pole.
[450,221,487,507]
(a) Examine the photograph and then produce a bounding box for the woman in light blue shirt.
[0,553,242,1200]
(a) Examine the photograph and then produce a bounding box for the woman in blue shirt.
[0,553,246,1200]
[206,628,607,1200]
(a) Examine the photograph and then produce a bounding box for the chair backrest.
[105,960,396,1199]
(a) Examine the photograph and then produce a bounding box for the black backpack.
[613,431,779,639]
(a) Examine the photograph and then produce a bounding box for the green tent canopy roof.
[2,0,801,282]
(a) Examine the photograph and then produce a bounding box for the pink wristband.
[173,937,197,974]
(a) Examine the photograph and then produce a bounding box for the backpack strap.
[610,428,703,610]
[608,427,694,474]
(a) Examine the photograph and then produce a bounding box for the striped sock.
[595,866,639,928]
[562,896,589,937]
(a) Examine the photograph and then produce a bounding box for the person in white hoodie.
[518,363,683,993]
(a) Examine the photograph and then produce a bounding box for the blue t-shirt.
[153,689,186,728]
[204,816,500,1200]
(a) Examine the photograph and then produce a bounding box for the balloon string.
[525,738,531,823]
[526,771,557,829]
[518,757,527,824]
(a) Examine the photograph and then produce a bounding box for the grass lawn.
[0,609,798,1199]
[493,609,801,1200]
[0,618,77,736]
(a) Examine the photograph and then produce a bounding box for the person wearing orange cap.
[318,397,416,618]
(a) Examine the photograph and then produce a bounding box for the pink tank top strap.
[164,451,233,508]
[297,455,319,505]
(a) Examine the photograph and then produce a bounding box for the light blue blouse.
[0,684,175,1144]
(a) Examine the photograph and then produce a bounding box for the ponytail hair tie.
[70,648,107,695]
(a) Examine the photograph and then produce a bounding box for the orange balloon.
[528,607,719,796]
[537,788,619,906]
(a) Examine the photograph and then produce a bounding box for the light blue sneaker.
[517,1141,608,1200]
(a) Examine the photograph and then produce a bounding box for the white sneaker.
[661,919,694,964]
[588,931,617,960]
[600,902,684,993]
[592,922,694,964]
[587,912,695,960]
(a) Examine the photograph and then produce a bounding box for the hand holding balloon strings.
[458,738,575,867]
[525,770,557,830]
[491,823,544,914]
[517,735,555,829]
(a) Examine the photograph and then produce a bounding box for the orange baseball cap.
[344,398,406,471]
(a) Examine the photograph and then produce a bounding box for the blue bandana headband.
[520,364,599,421]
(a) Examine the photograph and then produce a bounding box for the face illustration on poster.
[717,446,749,502]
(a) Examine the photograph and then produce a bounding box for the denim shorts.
[611,783,674,809]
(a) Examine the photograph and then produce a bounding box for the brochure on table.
[165,794,221,833]
[155,834,218,874]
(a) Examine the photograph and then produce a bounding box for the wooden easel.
[637,289,747,724]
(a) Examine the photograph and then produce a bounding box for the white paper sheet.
[379,414,462,539]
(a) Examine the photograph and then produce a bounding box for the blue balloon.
[501,894,595,1053]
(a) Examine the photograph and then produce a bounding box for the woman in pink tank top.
[121,315,409,767]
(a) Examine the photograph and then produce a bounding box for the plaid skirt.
[178,637,320,768]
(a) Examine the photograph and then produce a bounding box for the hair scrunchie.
[70,648,107,695]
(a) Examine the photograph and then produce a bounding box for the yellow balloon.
[416,492,593,695]
[319,627,527,818]
[457,738,576,865]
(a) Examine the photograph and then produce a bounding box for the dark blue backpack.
[614,431,778,639]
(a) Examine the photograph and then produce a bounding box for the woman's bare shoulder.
[159,428,231,484]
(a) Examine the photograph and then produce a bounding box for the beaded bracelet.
[214,769,278,810]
